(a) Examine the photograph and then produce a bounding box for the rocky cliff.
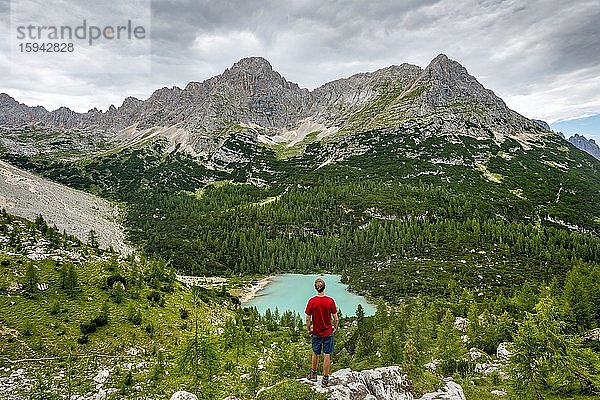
[0,54,548,161]
[568,133,600,160]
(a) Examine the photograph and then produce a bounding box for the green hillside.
[2,60,600,398]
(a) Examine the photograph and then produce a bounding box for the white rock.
[304,366,412,400]
[417,380,467,400]
[583,328,600,342]
[170,391,198,400]
[491,389,507,396]
[496,342,512,361]
[474,363,499,375]
[454,317,468,333]
[425,359,441,372]
[468,348,488,362]
[93,369,110,384]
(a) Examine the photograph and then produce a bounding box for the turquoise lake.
[243,274,375,316]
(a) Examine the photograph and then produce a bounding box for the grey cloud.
[0,0,599,123]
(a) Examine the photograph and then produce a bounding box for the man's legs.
[323,353,331,376]
[312,352,319,371]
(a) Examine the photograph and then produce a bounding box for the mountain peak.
[425,53,468,75]
[430,53,450,64]
[228,57,274,74]
[0,93,18,105]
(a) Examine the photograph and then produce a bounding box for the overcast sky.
[1,0,599,140]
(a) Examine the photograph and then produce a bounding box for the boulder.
[416,380,467,400]
[454,317,468,333]
[583,328,600,342]
[170,391,198,400]
[496,342,512,361]
[468,348,489,362]
[93,369,110,384]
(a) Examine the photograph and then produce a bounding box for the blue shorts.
[312,333,334,355]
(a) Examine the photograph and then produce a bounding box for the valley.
[1,54,600,400]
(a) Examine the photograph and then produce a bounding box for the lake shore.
[241,273,376,316]
[240,275,274,303]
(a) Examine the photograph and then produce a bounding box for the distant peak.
[229,57,274,73]
[0,93,17,103]
[426,53,463,71]
[431,53,450,63]
[421,53,476,84]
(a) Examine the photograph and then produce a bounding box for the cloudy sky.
[1,0,599,141]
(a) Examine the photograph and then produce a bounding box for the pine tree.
[435,309,467,375]
[23,263,38,295]
[87,229,99,248]
[510,296,600,399]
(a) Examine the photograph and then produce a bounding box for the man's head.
[314,278,326,293]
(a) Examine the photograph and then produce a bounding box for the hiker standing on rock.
[305,277,338,387]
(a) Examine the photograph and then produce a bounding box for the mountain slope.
[1,55,599,283]
[0,160,131,253]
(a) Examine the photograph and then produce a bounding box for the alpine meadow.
[1,54,600,400]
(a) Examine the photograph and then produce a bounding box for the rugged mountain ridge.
[568,133,600,160]
[0,54,547,160]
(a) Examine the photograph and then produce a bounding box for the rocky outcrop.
[306,366,413,399]
[532,119,551,131]
[496,342,512,362]
[568,134,600,160]
[583,328,600,343]
[299,366,467,400]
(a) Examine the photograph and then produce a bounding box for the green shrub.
[256,379,328,400]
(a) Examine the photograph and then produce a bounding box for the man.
[305,277,339,387]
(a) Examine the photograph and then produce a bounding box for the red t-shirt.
[305,295,337,337]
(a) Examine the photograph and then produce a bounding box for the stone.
[583,328,600,342]
[468,348,488,362]
[474,363,499,375]
[454,317,468,333]
[425,359,441,372]
[496,342,512,361]
[491,389,507,396]
[93,369,110,384]
[170,391,198,400]
[304,366,413,400]
[416,380,467,400]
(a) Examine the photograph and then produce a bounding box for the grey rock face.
[568,134,600,160]
[0,54,551,164]
[306,366,413,400]
[532,119,551,131]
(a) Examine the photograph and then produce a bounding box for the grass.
[458,376,600,400]
[0,253,238,398]
[476,164,503,183]
[269,130,321,160]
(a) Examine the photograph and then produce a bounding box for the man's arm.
[332,313,339,332]
[306,315,312,335]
